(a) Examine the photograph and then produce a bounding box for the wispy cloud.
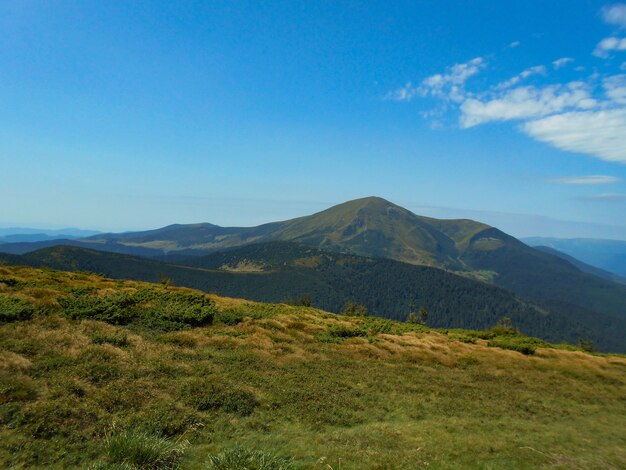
[508,41,521,48]
[523,109,626,164]
[553,57,574,69]
[593,37,626,58]
[604,74,626,103]
[387,57,486,102]
[387,5,626,165]
[602,3,626,28]
[552,175,620,185]
[580,192,626,201]
[460,82,597,128]
[495,65,546,90]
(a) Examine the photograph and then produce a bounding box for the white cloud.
[602,4,626,28]
[508,41,521,48]
[553,57,574,69]
[552,175,620,185]
[522,109,626,164]
[387,57,486,102]
[593,37,626,58]
[581,193,626,201]
[495,65,546,90]
[603,74,626,103]
[460,82,597,128]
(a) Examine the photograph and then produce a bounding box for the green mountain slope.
[2,243,625,351]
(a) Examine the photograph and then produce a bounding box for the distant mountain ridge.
[3,243,625,352]
[0,197,491,268]
[523,237,626,277]
[533,246,626,285]
[0,227,100,240]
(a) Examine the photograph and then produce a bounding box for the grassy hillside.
[0,265,625,469]
[3,243,624,352]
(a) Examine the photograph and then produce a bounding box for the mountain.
[533,245,626,284]
[0,197,489,267]
[0,227,100,240]
[523,237,626,277]
[2,197,625,340]
[0,234,86,244]
[2,243,625,351]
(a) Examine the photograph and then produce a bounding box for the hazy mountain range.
[0,227,100,244]
[523,237,626,278]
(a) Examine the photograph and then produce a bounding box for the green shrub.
[148,293,215,327]
[0,295,35,322]
[490,316,519,336]
[487,339,536,355]
[97,427,189,470]
[205,447,295,470]
[316,325,368,343]
[216,311,244,326]
[59,289,216,330]
[59,292,138,325]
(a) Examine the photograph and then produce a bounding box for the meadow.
[1,265,625,469]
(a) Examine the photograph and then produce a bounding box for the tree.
[417,306,429,325]
[342,301,368,317]
[491,316,518,336]
[297,294,312,307]
[406,312,418,324]
[579,339,595,353]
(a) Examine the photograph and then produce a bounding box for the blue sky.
[1,0,626,239]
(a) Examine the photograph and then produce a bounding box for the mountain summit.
[255,196,489,268]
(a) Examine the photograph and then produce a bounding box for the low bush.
[316,325,368,343]
[147,292,215,327]
[0,295,35,322]
[59,292,138,325]
[205,447,295,470]
[487,338,536,355]
[59,289,216,330]
[216,310,244,326]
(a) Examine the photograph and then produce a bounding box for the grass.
[0,264,625,469]
[205,447,295,469]
[91,426,189,469]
